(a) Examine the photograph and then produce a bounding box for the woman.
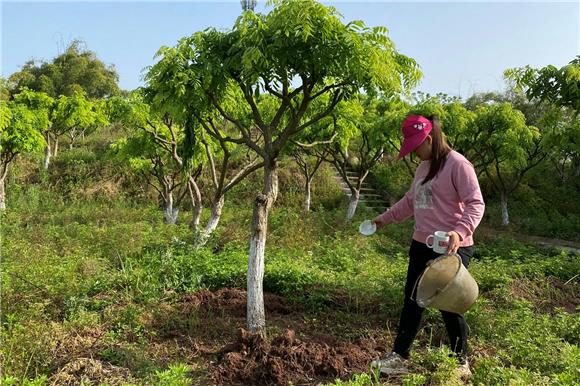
[370,114,485,378]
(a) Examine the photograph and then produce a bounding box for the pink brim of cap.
[398,132,428,158]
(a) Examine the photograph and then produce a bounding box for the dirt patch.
[181,287,294,317]
[509,277,579,314]
[49,357,133,385]
[212,328,381,385]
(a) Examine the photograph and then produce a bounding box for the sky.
[1,1,579,98]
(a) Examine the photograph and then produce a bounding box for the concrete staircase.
[334,168,389,213]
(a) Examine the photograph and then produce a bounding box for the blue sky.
[2,1,579,98]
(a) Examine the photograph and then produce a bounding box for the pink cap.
[398,115,432,158]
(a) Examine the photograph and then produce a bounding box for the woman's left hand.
[446,231,461,254]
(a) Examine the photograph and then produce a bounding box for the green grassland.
[1,132,579,385]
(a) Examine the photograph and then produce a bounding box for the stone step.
[346,193,383,199]
[340,186,375,192]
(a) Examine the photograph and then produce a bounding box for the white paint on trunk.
[43,132,52,170]
[43,146,51,170]
[188,178,203,230]
[304,180,311,212]
[500,191,509,226]
[346,191,360,221]
[247,163,278,334]
[0,178,5,211]
[53,137,59,158]
[191,203,203,230]
[197,195,225,244]
[163,192,179,224]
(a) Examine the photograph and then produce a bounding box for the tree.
[11,89,55,170]
[107,94,203,226]
[144,48,264,243]
[472,103,545,225]
[52,92,108,150]
[0,98,47,210]
[505,56,580,114]
[538,107,580,185]
[0,78,10,101]
[8,40,120,99]
[289,139,330,212]
[319,96,389,220]
[159,0,421,332]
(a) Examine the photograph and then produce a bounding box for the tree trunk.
[346,190,360,221]
[197,195,225,244]
[247,160,278,334]
[43,133,52,170]
[53,136,59,158]
[163,191,179,224]
[188,178,203,230]
[500,190,509,226]
[304,178,312,212]
[0,178,5,211]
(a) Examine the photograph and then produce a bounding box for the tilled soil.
[180,287,388,385]
[213,328,382,385]
[181,287,293,317]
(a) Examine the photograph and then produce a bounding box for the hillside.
[1,127,579,386]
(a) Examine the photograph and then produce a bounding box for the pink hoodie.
[375,151,485,247]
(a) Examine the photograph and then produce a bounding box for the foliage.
[506,56,580,113]
[8,40,120,98]
[0,101,46,158]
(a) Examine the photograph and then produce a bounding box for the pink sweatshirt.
[375,151,485,247]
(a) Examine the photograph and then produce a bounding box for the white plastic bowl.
[359,220,377,236]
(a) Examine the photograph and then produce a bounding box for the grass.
[1,134,579,385]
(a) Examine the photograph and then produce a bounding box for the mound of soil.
[182,288,293,317]
[49,358,133,386]
[213,328,381,385]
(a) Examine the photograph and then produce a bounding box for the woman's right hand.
[372,218,384,229]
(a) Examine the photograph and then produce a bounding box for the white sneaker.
[457,360,472,379]
[370,352,409,375]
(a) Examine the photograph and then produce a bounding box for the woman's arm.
[373,182,415,228]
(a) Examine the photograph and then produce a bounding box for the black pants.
[393,239,474,361]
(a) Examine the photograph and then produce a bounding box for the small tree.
[535,107,580,185]
[290,147,328,212]
[319,96,391,220]
[473,103,545,226]
[288,97,338,212]
[107,94,203,225]
[10,89,54,170]
[0,99,47,210]
[52,92,108,150]
[144,48,264,243]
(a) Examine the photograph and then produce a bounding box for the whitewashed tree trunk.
[500,191,509,226]
[304,179,311,212]
[163,191,179,224]
[198,195,225,244]
[53,136,59,158]
[43,133,52,170]
[247,161,278,334]
[346,190,360,221]
[189,179,203,230]
[0,178,6,211]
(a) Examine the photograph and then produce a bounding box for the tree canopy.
[9,40,120,99]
